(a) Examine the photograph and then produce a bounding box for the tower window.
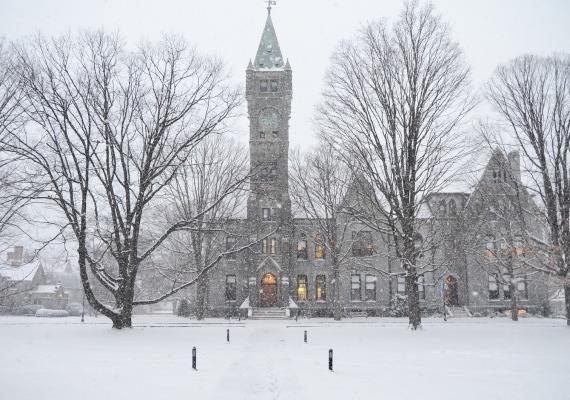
[262,208,271,221]
[314,235,325,259]
[259,79,268,92]
[259,131,266,139]
[272,131,279,138]
[261,238,278,254]
[226,236,237,260]
[270,79,278,92]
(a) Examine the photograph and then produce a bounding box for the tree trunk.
[510,283,518,322]
[196,274,208,320]
[406,271,421,330]
[565,282,570,326]
[332,262,341,321]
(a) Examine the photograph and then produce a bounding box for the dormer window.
[260,79,268,92]
[270,79,278,92]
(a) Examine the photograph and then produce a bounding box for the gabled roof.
[0,259,41,282]
[254,13,284,70]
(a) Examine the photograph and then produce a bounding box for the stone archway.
[260,273,278,307]
[445,275,459,306]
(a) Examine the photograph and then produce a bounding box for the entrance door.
[445,275,459,306]
[260,273,277,307]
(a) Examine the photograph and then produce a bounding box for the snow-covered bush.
[35,309,69,318]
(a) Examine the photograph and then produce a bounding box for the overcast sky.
[1,0,569,148]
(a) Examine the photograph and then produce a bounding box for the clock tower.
[245,6,293,308]
[246,9,292,224]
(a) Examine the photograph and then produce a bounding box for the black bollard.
[192,346,197,370]
[304,330,307,343]
[328,349,333,371]
[227,328,230,343]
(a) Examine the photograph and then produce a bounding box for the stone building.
[185,10,550,319]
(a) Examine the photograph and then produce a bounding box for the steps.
[447,306,472,318]
[250,307,288,320]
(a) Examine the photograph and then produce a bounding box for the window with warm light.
[485,237,495,257]
[314,235,325,259]
[297,275,307,301]
[315,275,326,301]
[352,231,374,256]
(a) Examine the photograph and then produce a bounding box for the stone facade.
[185,12,550,318]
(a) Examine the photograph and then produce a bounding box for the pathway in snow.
[207,322,304,400]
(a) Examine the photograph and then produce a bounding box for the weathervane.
[265,0,276,14]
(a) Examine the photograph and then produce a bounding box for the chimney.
[508,151,521,182]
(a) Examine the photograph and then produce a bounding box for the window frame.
[225,274,237,302]
[297,274,308,301]
[488,274,499,300]
[297,235,308,260]
[226,236,237,260]
[270,79,278,92]
[350,274,362,301]
[365,274,376,301]
[259,79,268,92]
[315,274,326,301]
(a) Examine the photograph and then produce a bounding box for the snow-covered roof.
[31,284,61,294]
[0,260,41,282]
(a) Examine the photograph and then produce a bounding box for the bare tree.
[290,144,356,320]
[486,54,570,325]
[2,31,244,328]
[317,1,473,329]
[160,134,248,319]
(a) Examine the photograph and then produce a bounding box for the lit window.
[297,275,307,301]
[418,275,425,300]
[270,79,278,92]
[314,235,325,259]
[260,79,268,92]
[352,231,374,256]
[488,274,499,300]
[397,275,406,295]
[225,275,237,301]
[315,275,326,301]
[485,237,495,257]
[297,235,307,259]
[226,236,237,260]
[514,236,524,256]
[350,274,361,301]
[365,275,376,301]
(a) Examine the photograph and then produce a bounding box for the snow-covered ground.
[0,315,568,400]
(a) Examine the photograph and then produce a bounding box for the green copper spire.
[254,12,284,69]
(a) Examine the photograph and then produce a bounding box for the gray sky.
[1,0,569,147]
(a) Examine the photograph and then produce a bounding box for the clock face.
[258,108,280,132]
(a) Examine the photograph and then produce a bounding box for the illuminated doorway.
[445,275,459,306]
[261,273,278,307]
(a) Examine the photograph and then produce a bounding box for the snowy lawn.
[0,315,568,400]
